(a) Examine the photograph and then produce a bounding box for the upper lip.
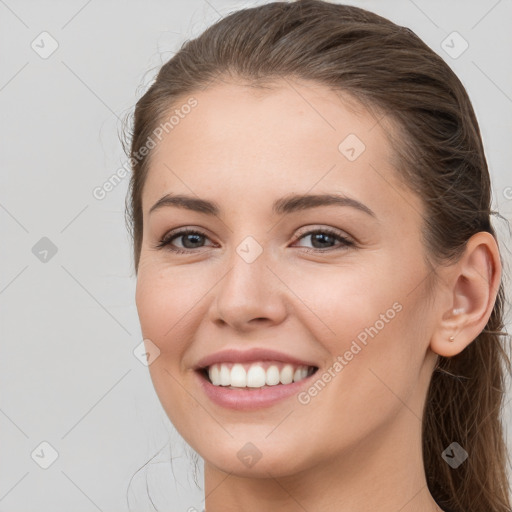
[193,347,319,370]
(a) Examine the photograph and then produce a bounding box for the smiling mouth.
[197,362,319,389]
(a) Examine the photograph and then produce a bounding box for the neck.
[203,407,443,512]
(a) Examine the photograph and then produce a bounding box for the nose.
[208,246,289,332]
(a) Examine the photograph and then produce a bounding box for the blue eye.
[155,227,354,254]
[293,228,354,251]
[155,229,214,254]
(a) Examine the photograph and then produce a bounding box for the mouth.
[195,362,320,410]
[192,348,321,409]
[196,361,319,390]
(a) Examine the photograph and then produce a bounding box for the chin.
[200,437,313,478]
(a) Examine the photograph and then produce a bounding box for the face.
[135,79,438,478]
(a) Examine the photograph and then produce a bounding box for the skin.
[135,79,501,512]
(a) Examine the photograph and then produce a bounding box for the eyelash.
[154,227,355,254]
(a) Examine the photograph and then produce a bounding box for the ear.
[430,232,502,357]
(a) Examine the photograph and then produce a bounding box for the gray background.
[1,0,511,511]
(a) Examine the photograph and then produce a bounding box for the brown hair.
[123,1,511,510]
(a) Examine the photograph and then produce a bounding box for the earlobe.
[430,232,501,358]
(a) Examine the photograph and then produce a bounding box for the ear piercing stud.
[449,307,463,342]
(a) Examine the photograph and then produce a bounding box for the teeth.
[219,364,230,386]
[247,365,266,387]
[280,364,294,385]
[231,364,247,387]
[207,362,313,388]
[266,365,280,386]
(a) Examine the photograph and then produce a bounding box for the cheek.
[286,260,422,393]
[135,263,209,342]
[135,264,208,426]
[283,261,399,343]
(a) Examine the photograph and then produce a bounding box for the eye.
[292,228,354,252]
[154,226,355,254]
[154,228,215,254]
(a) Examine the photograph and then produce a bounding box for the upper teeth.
[207,362,313,388]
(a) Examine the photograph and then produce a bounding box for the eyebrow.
[149,192,376,218]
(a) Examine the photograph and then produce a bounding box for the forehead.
[142,79,417,220]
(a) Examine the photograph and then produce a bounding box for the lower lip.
[195,369,318,410]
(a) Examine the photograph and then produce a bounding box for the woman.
[124,1,511,510]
